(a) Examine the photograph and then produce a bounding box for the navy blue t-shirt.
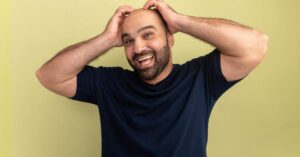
[71,49,244,157]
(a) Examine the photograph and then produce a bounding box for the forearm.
[176,15,268,57]
[37,33,113,85]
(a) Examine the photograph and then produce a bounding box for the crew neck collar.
[135,64,179,87]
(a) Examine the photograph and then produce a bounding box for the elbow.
[36,67,55,92]
[260,33,269,56]
[36,68,44,84]
[36,67,48,86]
[251,32,269,63]
[36,68,41,80]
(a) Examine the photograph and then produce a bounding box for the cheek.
[124,49,133,60]
[148,39,165,51]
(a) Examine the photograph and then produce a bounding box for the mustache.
[132,49,156,61]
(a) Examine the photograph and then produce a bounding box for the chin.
[138,69,159,81]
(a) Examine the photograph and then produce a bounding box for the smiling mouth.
[136,53,155,69]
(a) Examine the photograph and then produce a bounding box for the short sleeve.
[70,65,98,104]
[204,48,245,100]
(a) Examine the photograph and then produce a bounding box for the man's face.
[121,9,174,81]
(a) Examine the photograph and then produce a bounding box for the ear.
[167,33,175,47]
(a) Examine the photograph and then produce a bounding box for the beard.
[127,42,171,81]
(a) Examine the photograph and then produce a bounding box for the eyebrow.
[121,25,157,40]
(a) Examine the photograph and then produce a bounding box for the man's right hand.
[36,5,134,98]
[103,5,134,47]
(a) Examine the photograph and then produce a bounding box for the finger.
[113,8,134,26]
[116,7,134,18]
[118,9,133,17]
[122,8,134,15]
[115,5,134,15]
[143,0,158,9]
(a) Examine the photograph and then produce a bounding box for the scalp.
[123,8,169,33]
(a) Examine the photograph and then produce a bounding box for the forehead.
[121,9,164,35]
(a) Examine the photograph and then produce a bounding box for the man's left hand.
[143,0,184,34]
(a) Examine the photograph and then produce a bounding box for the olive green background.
[1,0,299,157]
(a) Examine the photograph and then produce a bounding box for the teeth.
[140,58,151,66]
[137,54,154,61]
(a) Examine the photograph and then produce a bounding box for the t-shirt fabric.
[70,49,244,157]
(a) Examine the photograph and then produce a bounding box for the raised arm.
[144,0,269,81]
[36,6,134,98]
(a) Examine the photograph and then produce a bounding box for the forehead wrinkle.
[137,25,157,33]
[122,25,157,40]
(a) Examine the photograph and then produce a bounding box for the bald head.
[121,9,169,37]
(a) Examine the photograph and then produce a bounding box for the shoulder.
[78,65,134,84]
[92,65,131,75]
[178,49,219,72]
[93,66,136,82]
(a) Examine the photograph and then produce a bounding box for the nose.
[133,39,147,54]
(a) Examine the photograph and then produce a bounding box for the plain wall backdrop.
[1,0,11,157]
[1,0,300,157]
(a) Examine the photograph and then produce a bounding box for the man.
[36,0,268,156]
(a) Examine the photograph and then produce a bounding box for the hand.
[102,5,134,47]
[143,0,183,34]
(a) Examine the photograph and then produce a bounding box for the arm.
[144,0,269,81]
[36,6,134,98]
[176,16,269,81]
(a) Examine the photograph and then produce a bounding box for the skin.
[36,0,268,98]
[121,9,175,84]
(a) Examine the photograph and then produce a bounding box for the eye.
[123,39,133,46]
[143,32,153,39]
